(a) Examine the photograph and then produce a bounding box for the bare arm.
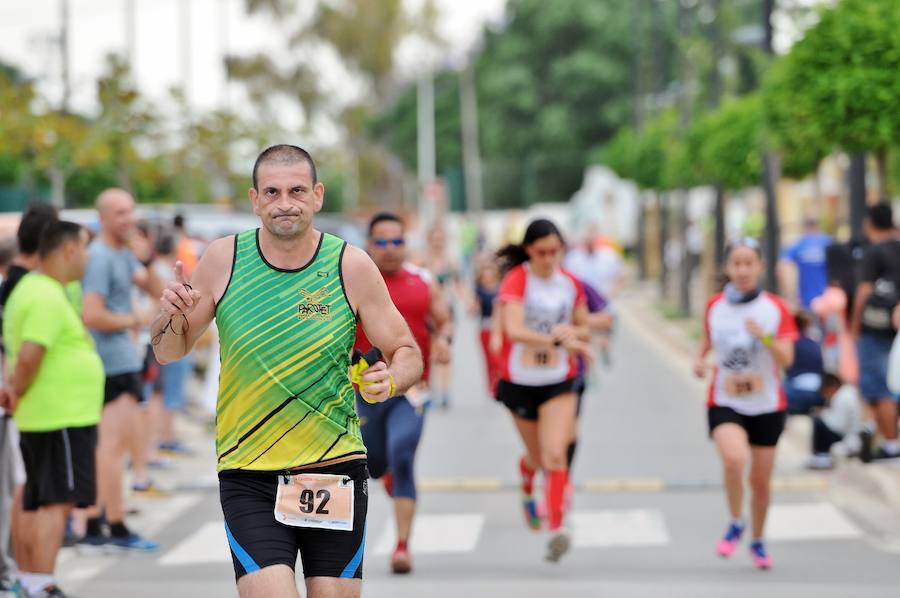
[693,327,712,379]
[82,293,139,332]
[429,279,453,365]
[344,246,423,399]
[151,236,232,364]
[776,259,795,306]
[850,282,873,338]
[502,302,556,348]
[767,339,795,369]
[10,342,45,398]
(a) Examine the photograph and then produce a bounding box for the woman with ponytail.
[694,237,797,570]
[495,219,592,563]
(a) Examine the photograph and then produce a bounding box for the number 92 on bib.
[274,473,355,532]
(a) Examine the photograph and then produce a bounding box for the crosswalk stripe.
[765,502,863,541]
[571,509,671,548]
[372,514,485,555]
[159,521,232,565]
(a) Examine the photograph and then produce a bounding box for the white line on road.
[766,502,863,541]
[372,514,485,555]
[159,521,232,566]
[571,509,671,548]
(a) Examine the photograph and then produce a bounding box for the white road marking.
[766,502,863,541]
[159,521,232,565]
[373,514,485,555]
[571,509,671,548]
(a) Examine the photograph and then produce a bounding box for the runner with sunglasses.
[151,145,423,598]
[495,219,592,563]
[694,237,798,570]
[354,213,452,575]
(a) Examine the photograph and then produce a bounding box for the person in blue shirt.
[778,218,832,310]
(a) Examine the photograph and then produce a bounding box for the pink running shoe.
[716,521,745,558]
[750,540,773,570]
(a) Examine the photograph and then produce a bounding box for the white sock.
[21,573,54,595]
[731,518,745,528]
[882,440,900,454]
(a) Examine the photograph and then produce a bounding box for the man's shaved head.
[95,188,136,244]
[252,145,318,190]
[96,188,134,215]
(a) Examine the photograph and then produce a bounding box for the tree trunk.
[659,192,669,299]
[678,189,691,316]
[849,152,867,241]
[713,185,726,269]
[876,147,889,200]
[763,151,780,293]
[49,166,66,208]
[637,193,647,280]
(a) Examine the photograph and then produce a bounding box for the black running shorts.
[219,458,369,581]
[497,378,578,421]
[708,406,786,447]
[19,425,97,511]
[104,371,145,405]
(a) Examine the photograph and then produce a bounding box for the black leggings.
[812,416,843,455]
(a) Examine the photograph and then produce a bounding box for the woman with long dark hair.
[495,219,592,563]
[694,238,797,570]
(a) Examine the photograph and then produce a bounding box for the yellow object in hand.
[351,347,394,403]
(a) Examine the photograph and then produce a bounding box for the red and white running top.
[704,292,799,415]
[497,263,586,386]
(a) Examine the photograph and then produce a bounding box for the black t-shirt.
[860,239,900,336]
[0,264,29,342]
[825,241,866,320]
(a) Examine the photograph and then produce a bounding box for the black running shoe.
[859,430,873,463]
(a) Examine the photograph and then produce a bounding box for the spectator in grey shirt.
[79,189,164,552]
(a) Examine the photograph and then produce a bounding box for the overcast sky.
[0,0,507,119]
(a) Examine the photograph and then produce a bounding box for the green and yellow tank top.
[215,229,364,472]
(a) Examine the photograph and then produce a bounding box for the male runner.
[355,213,451,574]
[151,145,423,598]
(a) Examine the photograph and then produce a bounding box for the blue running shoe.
[108,533,160,552]
[750,540,773,569]
[75,534,109,555]
[716,521,745,558]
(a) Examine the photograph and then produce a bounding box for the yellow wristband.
[388,374,396,399]
[761,334,773,347]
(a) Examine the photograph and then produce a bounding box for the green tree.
[780,0,900,193]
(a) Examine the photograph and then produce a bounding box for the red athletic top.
[497,264,586,386]
[704,292,799,415]
[355,264,432,380]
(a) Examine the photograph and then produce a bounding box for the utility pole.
[417,73,436,225]
[219,0,231,111]
[180,0,192,105]
[849,153,867,240]
[59,0,70,113]
[459,61,484,214]
[124,0,136,68]
[761,0,780,292]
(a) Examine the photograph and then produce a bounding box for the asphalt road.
[56,296,900,598]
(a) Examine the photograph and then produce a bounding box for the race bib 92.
[274,473,354,531]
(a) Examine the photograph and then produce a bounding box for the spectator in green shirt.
[0,220,102,598]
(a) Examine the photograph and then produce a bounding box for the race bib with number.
[274,473,355,531]
[723,373,765,398]
[520,347,561,369]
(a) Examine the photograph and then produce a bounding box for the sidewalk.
[618,279,900,524]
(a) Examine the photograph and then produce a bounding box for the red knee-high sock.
[545,469,569,531]
[519,456,537,495]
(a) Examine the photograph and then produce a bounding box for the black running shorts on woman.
[220,459,369,580]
